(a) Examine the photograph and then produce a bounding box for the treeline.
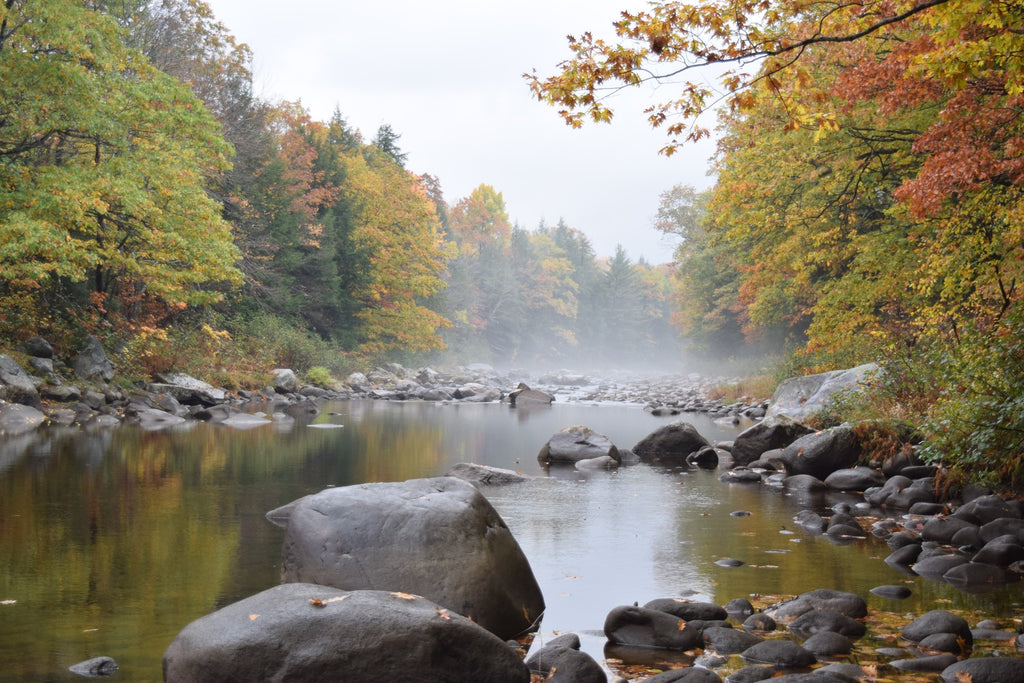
[540,1,1024,484]
[0,0,678,377]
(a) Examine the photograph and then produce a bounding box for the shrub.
[305,366,333,388]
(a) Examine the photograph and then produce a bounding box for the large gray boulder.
[508,383,554,407]
[148,373,226,406]
[778,425,861,479]
[0,402,47,436]
[766,363,879,422]
[538,425,620,465]
[72,336,115,382]
[730,416,814,466]
[163,583,530,683]
[632,421,710,466]
[0,355,41,407]
[266,477,544,640]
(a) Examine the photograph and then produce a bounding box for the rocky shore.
[0,335,765,437]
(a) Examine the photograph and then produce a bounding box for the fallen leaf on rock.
[309,596,349,607]
[390,592,419,601]
[435,607,451,620]
[249,614,259,621]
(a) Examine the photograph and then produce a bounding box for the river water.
[1,400,1021,681]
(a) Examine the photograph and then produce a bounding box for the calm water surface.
[1,400,1021,681]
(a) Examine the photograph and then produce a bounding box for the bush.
[919,319,1024,491]
[305,366,333,388]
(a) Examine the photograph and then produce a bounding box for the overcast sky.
[203,1,718,263]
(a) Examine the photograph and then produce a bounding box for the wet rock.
[824,467,885,492]
[766,589,867,622]
[508,383,554,406]
[644,599,727,622]
[163,584,530,683]
[576,454,619,469]
[942,561,1009,587]
[524,634,604,683]
[740,640,816,668]
[446,463,530,486]
[886,477,939,508]
[788,609,866,639]
[69,656,118,677]
[268,477,544,640]
[604,604,702,650]
[951,494,1022,525]
[725,664,782,682]
[912,552,969,578]
[742,613,777,632]
[901,609,973,650]
[794,510,827,534]
[779,425,860,480]
[980,517,1024,544]
[921,516,978,545]
[916,631,969,656]
[725,598,755,619]
[890,654,959,673]
[702,626,763,654]
[538,425,620,465]
[715,557,745,567]
[644,667,724,682]
[688,445,720,469]
[730,416,814,467]
[783,474,827,492]
[941,657,1024,682]
[632,421,711,466]
[0,402,47,436]
[801,631,853,656]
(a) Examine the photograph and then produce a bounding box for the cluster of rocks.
[553,589,1024,682]
[164,476,545,682]
[536,421,720,471]
[713,413,1024,592]
[0,335,771,439]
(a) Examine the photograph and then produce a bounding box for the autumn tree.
[0,0,242,338]
[531,0,1024,482]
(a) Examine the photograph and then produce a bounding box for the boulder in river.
[730,416,814,467]
[632,421,711,466]
[163,583,530,683]
[538,425,620,465]
[266,476,544,640]
[508,383,554,406]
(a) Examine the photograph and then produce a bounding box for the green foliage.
[0,0,242,321]
[920,313,1024,490]
[304,366,333,388]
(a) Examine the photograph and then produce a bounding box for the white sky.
[203,0,718,263]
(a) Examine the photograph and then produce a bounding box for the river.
[0,400,1020,681]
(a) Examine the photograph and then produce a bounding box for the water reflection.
[0,401,1020,682]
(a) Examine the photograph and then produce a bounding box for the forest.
[0,0,681,384]
[531,0,1024,485]
[4,0,1024,485]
